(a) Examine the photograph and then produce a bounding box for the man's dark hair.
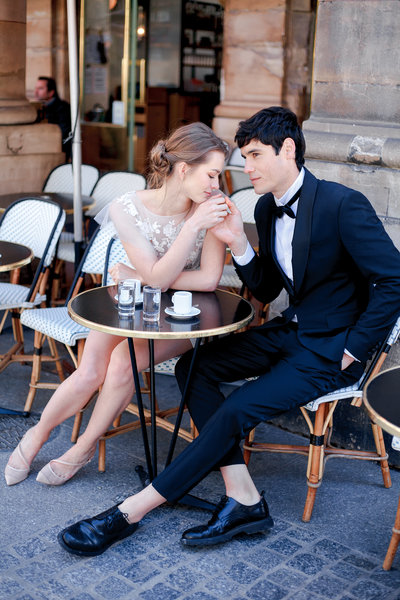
[234,106,306,170]
[38,76,58,97]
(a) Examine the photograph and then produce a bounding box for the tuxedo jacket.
[234,168,400,363]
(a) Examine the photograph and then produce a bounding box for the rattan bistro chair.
[43,163,100,196]
[19,223,116,417]
[52,171,146,303]
[0,198,65,373]
[243,316,400,522]
[97,237,195,472]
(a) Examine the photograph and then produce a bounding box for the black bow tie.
[273,187,302,219]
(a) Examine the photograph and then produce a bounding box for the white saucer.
[114,292,143,304]
[165,306,201,320]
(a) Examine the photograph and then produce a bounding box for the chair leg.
[244,429,255,465]
[23,331,44,414]
[383,494,400,570]
[371,422,392,488]
[302,403,329,522]
[98,439,106,472]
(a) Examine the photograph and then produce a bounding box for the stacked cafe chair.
[43,163,100,196]
[243,315,400,522]
[52,171,146,304]
[96,236,196,472]
[19,222,116,421]
[221,147,249,195]
[0,197,65,377]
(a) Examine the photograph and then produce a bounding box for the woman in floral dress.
[5,122,230,486]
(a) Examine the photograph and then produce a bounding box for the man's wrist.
[229,234,248,257]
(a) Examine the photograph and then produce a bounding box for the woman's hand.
[108,263,142,284]
[187,193,230,233]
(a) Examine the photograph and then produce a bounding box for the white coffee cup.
[172,291,192,314]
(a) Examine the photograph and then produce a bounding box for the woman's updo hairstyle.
[147,122,229,189]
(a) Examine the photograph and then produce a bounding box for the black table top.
[364,366,400,437]
[0,192,94,214]
[0,240,33,272]
[68,286,254,340]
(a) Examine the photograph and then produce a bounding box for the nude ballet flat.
[5,438,31,486]
[36,456,93,486]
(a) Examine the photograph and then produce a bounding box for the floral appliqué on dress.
[116,192,205,270]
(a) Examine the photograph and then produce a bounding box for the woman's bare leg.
[220,464,261,505]
[7,330,121,471]
[46,337,192,478]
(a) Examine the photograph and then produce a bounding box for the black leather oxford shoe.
[58,505,138,556]
[181,491,273,546]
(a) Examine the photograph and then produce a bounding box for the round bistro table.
[69,286,254,507]
[364,366,400,570]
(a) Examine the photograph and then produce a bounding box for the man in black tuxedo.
[58,107,400,556]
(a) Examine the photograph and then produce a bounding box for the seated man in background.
[35,76,71,161]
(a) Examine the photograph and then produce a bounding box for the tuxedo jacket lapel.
[292,169,318,294]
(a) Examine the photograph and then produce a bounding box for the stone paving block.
[266,536,303,556]
[183,593,218,600]
[307,573,349,598]
[30,577,74,599]
[348,578,394,600]
[247,578,287,600]
[329,559,367,581]
[139,582,181,599]
[204,575,245,598]
[13,536,48,559]
[373,567,400,589]
[14,595,37,600]
[287,552,327,575]
[118,559,161,585]
[311,538,352,561]
[266,566,310,590]
[0,576,25,598]
[285,591,321,600]
[0,550,20,571]
[286,526,320,544]
[226,560,263,585]
[168,565,204,591]
[70,594,98,600]
[246,547,285,570]
[343,553,379,571]
[94,574,135,599]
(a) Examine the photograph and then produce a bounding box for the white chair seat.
[303,379,363,412]
[60,231,74,243]
[0,283,46,310]
[57,241,75,262]
[20,306,89,346]
[154,357,179,376]
[219,264,242,289]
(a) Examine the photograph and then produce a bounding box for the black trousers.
[151,324,364,503]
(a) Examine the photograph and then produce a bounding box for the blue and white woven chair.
[0,198,65,373]
[243,315,400,522]
[53,171,146,303]
[97,237,195,472]
[19,222,116,417]
[43,163,100,196]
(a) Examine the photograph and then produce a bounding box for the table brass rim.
[68,286,255,340]
[363,365,400,438]
[0,242,33,272]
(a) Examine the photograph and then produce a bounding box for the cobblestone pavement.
[1,327,400,599]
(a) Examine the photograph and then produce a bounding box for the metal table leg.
[0,407,29,417]
[128,337,153,481]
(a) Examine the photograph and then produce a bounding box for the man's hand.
[210,198,248,255]
[341,353,355,371]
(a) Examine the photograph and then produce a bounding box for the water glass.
[118,283,135,318]
[143,285,161,322]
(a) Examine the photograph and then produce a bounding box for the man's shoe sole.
[181,515,274,547]
[57,524,137,557]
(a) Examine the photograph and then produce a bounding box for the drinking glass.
[143,285,161,322]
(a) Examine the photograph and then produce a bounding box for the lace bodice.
[106,191,206,270]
